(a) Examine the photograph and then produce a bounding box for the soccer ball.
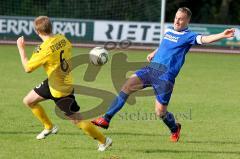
[89,47,109,66]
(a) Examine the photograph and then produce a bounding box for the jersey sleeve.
[188,32,202,45]
[27,46,48,72]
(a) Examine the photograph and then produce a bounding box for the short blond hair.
[178,7,192,19]
[34,16,52,35]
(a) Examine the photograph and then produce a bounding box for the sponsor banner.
[94,20,240,47]
[0,16,239,48]
[0,16,94,42]
[93,21,171,43]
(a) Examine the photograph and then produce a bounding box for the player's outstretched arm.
[201,28,235,44]
[17,36,31,73]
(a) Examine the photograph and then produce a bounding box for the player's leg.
[154,78,181,142]
[23,89,53,130]
[74,119,112,151]
[92,74,144,129]
[55,96,112,151]
[23,89,58,139]
[155,100,181,142]
[104,74,144,119]
[24,79,59,139]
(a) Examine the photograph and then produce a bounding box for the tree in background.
[0,0,239,25]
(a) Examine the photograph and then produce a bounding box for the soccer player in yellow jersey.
[16,16,112,151]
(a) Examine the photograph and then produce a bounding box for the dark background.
[0,0,239,24]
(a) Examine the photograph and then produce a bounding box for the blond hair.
[34,16,52,35]
[178,7,192,19]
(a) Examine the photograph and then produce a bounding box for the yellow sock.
[77,120,106,144]
[31,104,53,130]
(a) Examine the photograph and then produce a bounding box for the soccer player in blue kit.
[92,7,235,142]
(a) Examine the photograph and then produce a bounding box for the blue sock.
[162,112,178,133]
[104,91,129,122]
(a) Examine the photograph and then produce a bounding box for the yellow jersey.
[27,34,73,98]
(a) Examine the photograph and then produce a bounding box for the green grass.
[0,44,240,159]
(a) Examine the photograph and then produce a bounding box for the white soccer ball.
[89,47,109,66]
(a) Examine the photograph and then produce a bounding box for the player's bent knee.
[71,119,80,125]
[121,85,131,94]
[23,96,34,107]
[122,84,136,94]
[156,110,167,119]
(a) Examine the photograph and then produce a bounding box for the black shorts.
[34,79,80,116]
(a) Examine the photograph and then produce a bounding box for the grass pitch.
[0,44,240,159]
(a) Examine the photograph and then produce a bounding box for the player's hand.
[222,28,235,38]
[17,36,25,51]
[147,52,155,62]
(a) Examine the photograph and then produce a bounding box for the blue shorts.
[135,66,175,105]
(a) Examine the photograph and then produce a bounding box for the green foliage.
[0,0,239,24]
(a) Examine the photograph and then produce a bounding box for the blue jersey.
[151,27,201,77]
